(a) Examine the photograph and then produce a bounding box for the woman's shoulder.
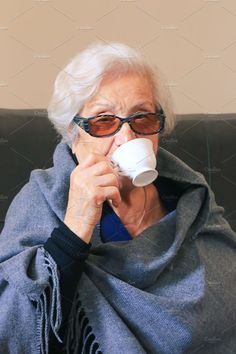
[157,147,207,186]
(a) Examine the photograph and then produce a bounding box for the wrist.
[64,215,94,244]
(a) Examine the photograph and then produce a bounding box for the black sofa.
[0,109,235,233]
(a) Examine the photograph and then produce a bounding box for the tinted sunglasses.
[73,108,165,137]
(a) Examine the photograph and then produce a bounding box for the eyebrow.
[130,101,154,111]
[89,102,115,109]
[89,101,154,111]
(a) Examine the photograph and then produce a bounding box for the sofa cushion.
[0,109,235,232]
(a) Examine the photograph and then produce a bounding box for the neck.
[110,183,167,237]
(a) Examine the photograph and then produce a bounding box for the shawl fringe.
[36,250,63,354]
[66,292,101,354]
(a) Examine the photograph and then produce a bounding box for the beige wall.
[1,0,236,114]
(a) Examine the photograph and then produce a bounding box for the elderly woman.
[0,42,235,354]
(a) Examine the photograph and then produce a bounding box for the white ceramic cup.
[111,138,158,187]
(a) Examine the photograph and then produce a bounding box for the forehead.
[86,72,155,110]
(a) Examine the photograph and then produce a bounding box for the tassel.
[65,292,102,354]
[36,249,63,354]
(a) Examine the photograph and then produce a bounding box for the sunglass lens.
[131,114,161,134]
[89,116,120,137]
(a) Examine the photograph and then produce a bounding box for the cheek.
[149,136,158,155]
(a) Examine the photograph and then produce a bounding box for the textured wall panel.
[0,0,236,113]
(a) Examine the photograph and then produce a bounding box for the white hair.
[48,42,175,145]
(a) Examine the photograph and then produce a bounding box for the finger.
[96,186,121,207]
[91,160,116,177]
[103,186,122,207]
[74,128,114,162]
[94,137,114,156]
[79,153,108,169]
[96,173,120,189]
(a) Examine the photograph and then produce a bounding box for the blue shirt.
[99,178,178,243]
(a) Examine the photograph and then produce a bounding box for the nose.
[114,122,136,146]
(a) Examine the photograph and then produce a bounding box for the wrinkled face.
[73,72,159,162]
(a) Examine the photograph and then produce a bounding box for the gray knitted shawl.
[0,143,235,354]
